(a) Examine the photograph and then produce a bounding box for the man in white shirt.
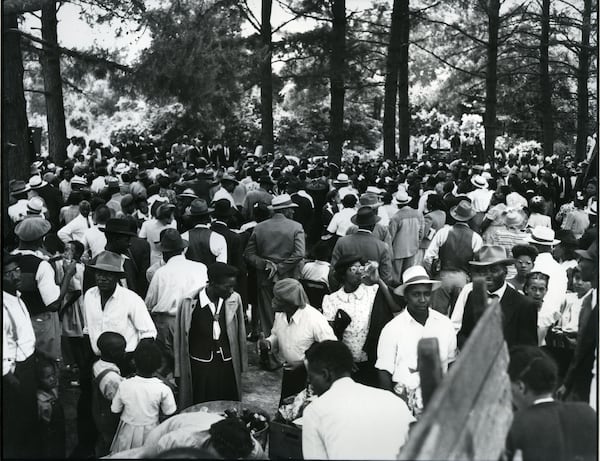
[259,278,336,404]
[139,202,178,265]
[303,340,414,460]
[145,229,208,370]
[376,266,456,415]
[82,205,110,259]
[326,194,357,237]
[211,174,238,208]
[525,227,568,344]
[3,252,38,459]
[467,175,493,231]
[57,200,94,245]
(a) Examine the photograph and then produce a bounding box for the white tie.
[210,298,224,340]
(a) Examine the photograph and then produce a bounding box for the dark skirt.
[190,358,238,404]
[280,365,308,405]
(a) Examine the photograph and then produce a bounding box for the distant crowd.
[3,133,597,460]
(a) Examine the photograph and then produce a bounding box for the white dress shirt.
[327,208,357,237]
[3,291,36,375]
[57,213,94,244]
[450,282,508,333]
[212,187,237,207]
[145,255,208,316]
[376,308,457,390]
[423,223,483,267]
[82,224,108,258]
[181,224,228,263]
[302,377,415,460]
[8,199,29,224]
[139,219,178,265]
[535,252,568,336]
[467,188,493,212]
[267,305,336,363]
[322,284,378,362]
[11,249,60,306]
[83,285,157,355]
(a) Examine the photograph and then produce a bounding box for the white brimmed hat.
[471,175,488,189]
[394,190,411,205]
[526,227,561,246]
[394,265,441,297]
[269,194,299,211]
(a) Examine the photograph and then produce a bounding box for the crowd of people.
[3,134,598,460]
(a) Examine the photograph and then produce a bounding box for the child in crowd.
[93,332,126,457]
[37,357,66,458]
[57,240,86,385]
[110,340,177,454]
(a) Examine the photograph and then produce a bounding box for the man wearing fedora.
[452,245,538,349]
[424,200,483,315]
[145,228,208,371]
[525,227,568,344]
[245,194,306,336]
[181,199,228,265]
[330,206,393,287]
[8,180,30,225]
[388,190,425,284]
[375,265,456,415]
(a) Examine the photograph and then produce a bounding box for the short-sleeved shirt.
[111,376,176,425]
[376,308,456,390]
[268,305,336,363]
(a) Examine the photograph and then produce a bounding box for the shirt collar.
[335,284,368,302]
[289,306,306,324]
[194,223,211,229]
[166,254,186,265]
[490,282,508,300]
[356,229,372,234]
[532,397,554,405]
[3,291,21,303]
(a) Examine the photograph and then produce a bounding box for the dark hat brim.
[99,228,138,237]
[350,214,381,226]
[450,208,477,222]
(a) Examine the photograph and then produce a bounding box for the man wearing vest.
[181,199,228,265]
[174,263,247,409]
[11,217,77,369]
[423,200,483,315]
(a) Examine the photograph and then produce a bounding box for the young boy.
[92,331,126,457]
[37,357,66,458]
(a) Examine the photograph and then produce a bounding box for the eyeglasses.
[349,264,365,274]
[3,266,21,276]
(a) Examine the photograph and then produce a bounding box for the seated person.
[504,345,596,461]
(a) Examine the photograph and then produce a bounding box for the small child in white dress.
[110,340,177,454]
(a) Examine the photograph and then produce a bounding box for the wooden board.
[398,292,513,460]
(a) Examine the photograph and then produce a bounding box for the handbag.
[332,308,352,340]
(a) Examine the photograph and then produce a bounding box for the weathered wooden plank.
[418,337,443,409]
[399,278,508,460]
[447,343,512,460]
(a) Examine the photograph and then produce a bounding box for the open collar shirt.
[376,308,456,390]
[3,291,36,375]
[145,255,208,316]
[83,284,157,355]
[267,305,336,363]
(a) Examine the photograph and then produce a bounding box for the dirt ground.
[60,340,283,457]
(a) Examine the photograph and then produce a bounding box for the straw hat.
[394,190,411,205]
[269,194,299,211]
[470,175,488,189]
[394,265,441,297]
[525,227,561,246]
[28,175,47,190]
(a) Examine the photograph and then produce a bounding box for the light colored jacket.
[388,206,424,259]
[174,290,248,410]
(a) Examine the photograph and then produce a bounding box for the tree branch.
[4,0,55,14]
[6,28,132,73]
[411,42,485,78]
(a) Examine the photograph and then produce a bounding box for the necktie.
[210,299,224,340]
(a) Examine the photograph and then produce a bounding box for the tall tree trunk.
[383,0,403,160]
[41,1,68,165]
[575,0,591,162]
[484,0,500,165]
[397,0,410,159]
[539,0,553,157]
[260,0,274,156]
[2,15,32,217]
[328,0,345,166]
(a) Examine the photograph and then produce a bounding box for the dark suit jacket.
[331,231,393,284]
[291,193,313,234]
[505,401,597,461]
[457,285,538,349]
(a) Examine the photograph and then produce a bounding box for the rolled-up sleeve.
[130,294,157,340]
[375,323,396,374]
[36,261,61,307]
